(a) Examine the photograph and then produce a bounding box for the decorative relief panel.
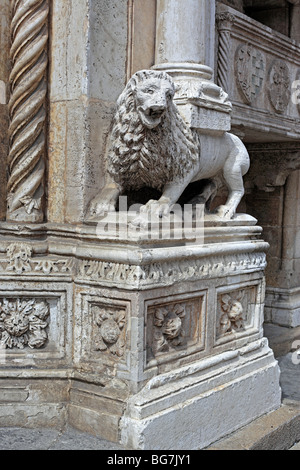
[218,291,245,337]
[215,286,257,343]
[76,294,130,372]
[235,43,265,105]
[0,243,73,276]
[268,59,291,114]
[146,296,205,364]
[93,304,126,358]
[0,298,50,349]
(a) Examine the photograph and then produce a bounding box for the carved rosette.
[0,298,50,349]
[7,0,49,222]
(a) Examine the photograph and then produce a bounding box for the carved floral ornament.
[93,306,126,357]
[219,291,245,337]
[0,298,50,349]
[151,303,186,355]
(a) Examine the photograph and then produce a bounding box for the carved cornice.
[7,0,49,223]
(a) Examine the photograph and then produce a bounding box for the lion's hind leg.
[216,136,249,219]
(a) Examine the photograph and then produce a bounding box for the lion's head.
[107,70,199,191]
[130,70,175,129]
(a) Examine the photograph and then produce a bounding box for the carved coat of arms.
[235,43,265,105]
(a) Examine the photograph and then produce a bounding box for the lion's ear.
[130,71,144,92]
[130,77,138,93]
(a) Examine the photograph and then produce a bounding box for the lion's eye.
[146,89,154,94]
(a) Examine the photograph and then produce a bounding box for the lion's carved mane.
[107,70,200,191]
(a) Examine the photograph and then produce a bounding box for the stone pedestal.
[0,215,281,449]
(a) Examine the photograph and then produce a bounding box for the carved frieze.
[78,252,267,288]
[235,43,265,105]
[0,298,50,349]
[0,243,73,276]
[93,305,126,357]
[268,59,291,114]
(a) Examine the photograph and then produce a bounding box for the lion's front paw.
[130,199,172,228]
[140,199,171,218]
[215,205,234,219]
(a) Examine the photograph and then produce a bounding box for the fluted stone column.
[153,0,232,133]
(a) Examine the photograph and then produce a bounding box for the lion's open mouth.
[139,107,165,128]
[148,108,165,119]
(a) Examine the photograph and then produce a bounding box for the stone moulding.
[77,251,267,289]
[0,241,267,289]
[0,219,268,289]
[7,0,49,223]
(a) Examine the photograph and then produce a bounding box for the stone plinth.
[0,215,281,448]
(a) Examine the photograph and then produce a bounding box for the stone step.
[206,401,300,450]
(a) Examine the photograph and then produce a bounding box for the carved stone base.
[120,340,280,450]
[0,215,281,448]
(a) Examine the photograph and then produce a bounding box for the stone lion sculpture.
[87,69,250,221]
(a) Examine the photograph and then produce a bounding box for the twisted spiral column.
[217,29,231,93]
[216,12,235,93]
[7,0,49,222]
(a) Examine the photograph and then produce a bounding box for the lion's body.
[87,70,250,221]
[191,132,249,182]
